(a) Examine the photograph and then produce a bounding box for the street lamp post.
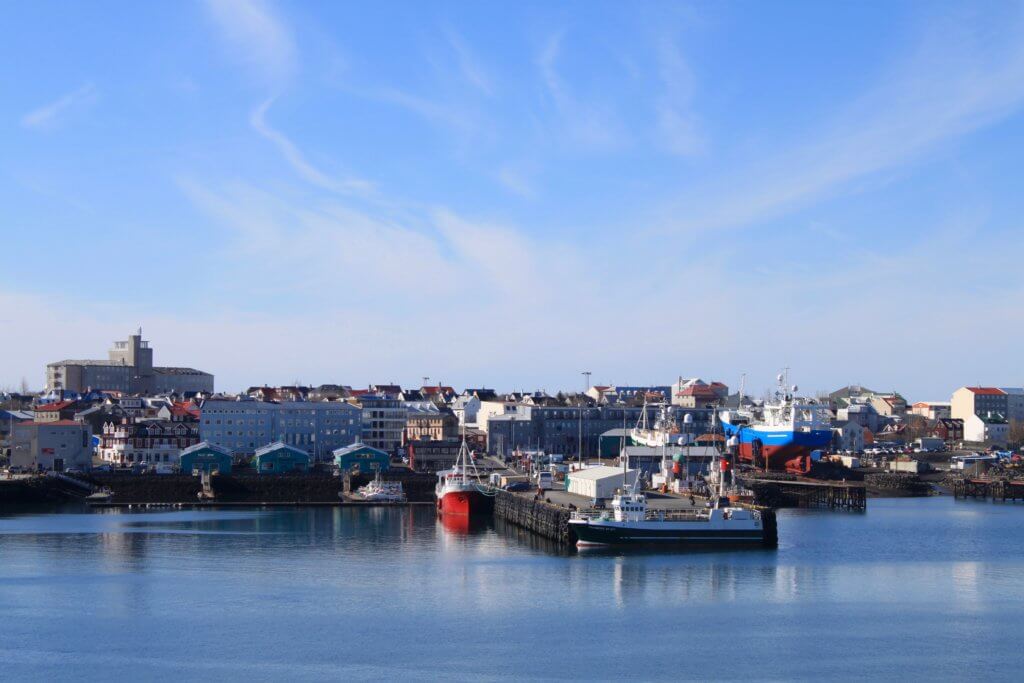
[579,371,591,469]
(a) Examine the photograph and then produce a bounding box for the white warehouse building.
[566,465,639,500]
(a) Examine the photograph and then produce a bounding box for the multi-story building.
[98,419,200,466]
[32,400,79,423]
[356,395,406,454]
[406,437,462,472]
[674,384,723,409]
[198,399,361,461]
[1000,388,1024,422]
[951,387,1009,423]
[403,402,457,444]
[475,399,517,434]
[10,421,92,471]
[46,330,213,395]
[670,379,727,407]
[486,403,680,458]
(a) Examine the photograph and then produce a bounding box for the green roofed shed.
[179,441,233,475]
[333,443,389,473]
[253,441,310,474]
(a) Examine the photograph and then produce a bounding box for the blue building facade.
[199,399,361,460]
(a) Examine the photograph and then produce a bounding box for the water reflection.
[492,518,572,556]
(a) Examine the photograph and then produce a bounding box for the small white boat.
[352,472,406,503]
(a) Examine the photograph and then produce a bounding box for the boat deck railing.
[572,508,711,522]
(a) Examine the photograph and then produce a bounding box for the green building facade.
[253,441,310,474]
[179,442,233,475]
[333,443,389,473]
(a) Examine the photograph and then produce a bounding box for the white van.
[536,471,554,491]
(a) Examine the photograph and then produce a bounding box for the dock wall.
[80,471,438,504]
[493,490,575,545]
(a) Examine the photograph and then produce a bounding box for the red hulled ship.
[435,440,493,516]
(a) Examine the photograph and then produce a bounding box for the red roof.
[967,387,1004,395]
[677,385,718,398]
[170,403,200,418]
[34,400,77,412]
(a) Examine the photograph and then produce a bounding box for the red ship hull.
[737,442,813,474]
[437,488,493,516]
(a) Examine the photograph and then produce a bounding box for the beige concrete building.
[868,394,907,417]
[46,330,213,395]
[403,403,458,444]
[951,387,1008,422]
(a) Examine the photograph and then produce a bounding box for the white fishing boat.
[352,470,406,502]
[569,451,770,548]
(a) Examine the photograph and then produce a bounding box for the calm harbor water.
[1,496,1022,681]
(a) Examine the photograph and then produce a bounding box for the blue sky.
[2,0,1023,398]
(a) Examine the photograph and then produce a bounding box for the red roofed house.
[33,400,79,423]
[674,384,723,409]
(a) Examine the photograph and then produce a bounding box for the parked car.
[504,481,530,492]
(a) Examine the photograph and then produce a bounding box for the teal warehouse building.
[253,441,310,474]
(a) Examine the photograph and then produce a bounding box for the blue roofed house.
[253,441,310,474]
[179,441,233,475]
[333,443,389,473]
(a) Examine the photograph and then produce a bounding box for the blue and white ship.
[719,372,832,474]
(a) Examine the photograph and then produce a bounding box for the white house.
[451,394,480,426]
[963,413,1009,445]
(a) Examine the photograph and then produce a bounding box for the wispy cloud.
[664,11,1024,233]
[20,83,97,130]
[443,27,494,96]
[249,98,373,195]
[495,165,537,199]
[367,86,477,134]
[538,32,624,150]
[203,0,295,84]
[654,37,703,156]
